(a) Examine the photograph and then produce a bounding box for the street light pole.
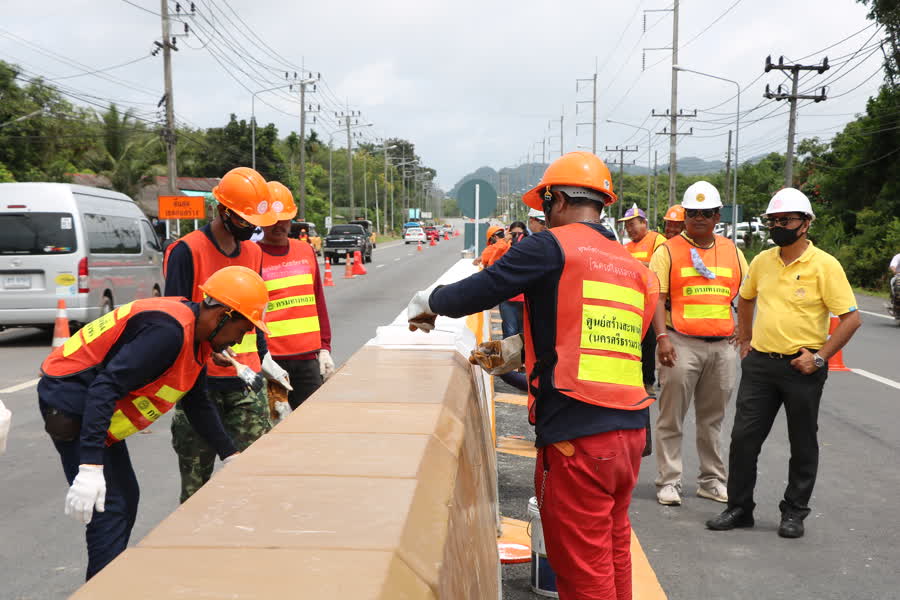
[251,83,293,171]
[674,66,740,243]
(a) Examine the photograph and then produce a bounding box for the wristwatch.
[813,353,825,369]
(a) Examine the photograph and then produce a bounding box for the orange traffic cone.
[352,250,368,275]
[827,316,851,372]
[343,254,355,279]
[429,236,437,247]
[323,258,335,287]
[52,299,70,348]
[417,241,423,252]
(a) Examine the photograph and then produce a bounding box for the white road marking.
[859,309,893,321]
[0,377,40,394]
[394,257,401,262]
[851,369,900,391]
[376,264,385,269]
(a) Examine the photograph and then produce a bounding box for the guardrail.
[71,259,500,599]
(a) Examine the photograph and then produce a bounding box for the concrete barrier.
[71,260,499,599]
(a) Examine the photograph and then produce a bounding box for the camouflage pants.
[171,386,271,503]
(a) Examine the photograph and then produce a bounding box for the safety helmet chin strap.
[203,297,236,344]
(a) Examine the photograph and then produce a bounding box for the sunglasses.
[493,230,505,238]
[685,208,718,219]
[225,209,252,228]
[764,216,804,227]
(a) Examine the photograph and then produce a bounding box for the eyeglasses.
[225,209,251,228]
[764,216,804,227]
[685,208,718,219]
[493,230,505,238]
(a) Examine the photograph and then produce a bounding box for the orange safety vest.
[164,230,264,378]
[41,298,210,445]
[486,240,524,302]
[260,239,322,357]
[666,234,742,337]
[523,223,659,424]
[625,230,664,264]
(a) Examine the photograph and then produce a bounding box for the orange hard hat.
[486,225,503,244]
[198,266,270,334]
[664,204,685,222]
[267,181,298,221]
[522,151,617,211]
[212,167,277,227]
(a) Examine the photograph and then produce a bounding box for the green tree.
[85,104,159,198]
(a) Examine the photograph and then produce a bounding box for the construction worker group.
[408,151,859,599]
[38,167,334,579]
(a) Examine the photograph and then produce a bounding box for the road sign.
[324,216,333,230]
[158,195,205,220]
[457,179,497,219]
[720,205,744,224]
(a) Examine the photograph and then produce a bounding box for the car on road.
[0,183,164,331]
[323,223,373,264]
[404,227,427,244]
[423,226,441,242]
[731,221,769,248]
[349,219,377,248]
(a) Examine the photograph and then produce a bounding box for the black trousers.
[641,333,657,388]
[727,350,828,519]
[276,358,324,410]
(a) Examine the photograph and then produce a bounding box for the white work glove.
[468,334,524,375]
[223,453,239,465]
[407,290,437,332]
[65,465,106,525]
[318,349,335,380]
[261,352,293,391]
[274,401,292,422]
[0,399,11,455]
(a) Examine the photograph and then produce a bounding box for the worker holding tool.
[39,266,269,580]
[650,181,748,507]
[164,166,289,502]
[408,151,658,600]
[257,182,334,411]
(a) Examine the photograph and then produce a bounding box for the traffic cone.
[52,299,70,348]
[352,250,368,276]
[417,241,423,252]
[344,254,355,279]
[827,316,851,372]
[323,258,335,287]
[429,236,437,247]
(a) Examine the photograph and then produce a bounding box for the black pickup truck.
[322,224,373,264]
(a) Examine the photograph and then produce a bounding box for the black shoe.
[778,514,804,538]
[706,507,755,531]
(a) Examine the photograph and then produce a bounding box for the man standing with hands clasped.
[706,187,861,539]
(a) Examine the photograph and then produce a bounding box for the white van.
[0,183,164,330]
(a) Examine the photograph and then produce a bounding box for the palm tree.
[88,104,158,198]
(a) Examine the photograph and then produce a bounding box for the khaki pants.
[654,331,736,489]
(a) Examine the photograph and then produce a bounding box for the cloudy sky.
[2,0,886,190]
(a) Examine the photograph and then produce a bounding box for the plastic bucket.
[528,496,559,597]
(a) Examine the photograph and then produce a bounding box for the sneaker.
[657,483,682,506]
[697,482,728,503]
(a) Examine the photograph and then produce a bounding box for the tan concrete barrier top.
[72,328,499,598]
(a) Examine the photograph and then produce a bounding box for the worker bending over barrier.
[39,267,269,580]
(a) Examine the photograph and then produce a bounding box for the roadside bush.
[813,209,900,291]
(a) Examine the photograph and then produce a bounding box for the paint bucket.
[528,496,558,597]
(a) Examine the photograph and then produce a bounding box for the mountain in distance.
[450,154,770,198]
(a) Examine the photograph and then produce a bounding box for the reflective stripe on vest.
[260,239,322,356]
[625,231,664,265]
[174,230,264,377]
[524,223,658,422]
[41,298,208,444]
[666,234,742,337]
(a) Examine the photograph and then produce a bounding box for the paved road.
[499,292,900,599]
[0,234,463,599]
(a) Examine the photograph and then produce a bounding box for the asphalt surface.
[0,233,464,599]
[498,293,900,600]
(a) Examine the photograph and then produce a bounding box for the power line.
[120,0,160,17]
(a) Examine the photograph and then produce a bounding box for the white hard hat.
[682,181,722,209]
[765,187,815,221]
[528,208,545,219]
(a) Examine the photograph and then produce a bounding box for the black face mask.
[223,213,256,241]
[769,225,803,247]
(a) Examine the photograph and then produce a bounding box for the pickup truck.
[323,224,373,264]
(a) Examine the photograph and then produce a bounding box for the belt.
[750,348,819,360]
[667,327,727,343]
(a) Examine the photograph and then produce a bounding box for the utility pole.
[335,108,362,217]
[297,73,320,220]
[645,1,694,207]
[605,145,638,219]
[763,55,829,187]
[653,151,659,226]
[158,0,179,239]
[576,62,598,154]
[383,145,389,235]
[723,129,732,211]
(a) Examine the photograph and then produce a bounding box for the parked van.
[0,183,164,330]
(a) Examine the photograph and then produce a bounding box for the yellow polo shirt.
[739,241,857,354]
[649,233,749,327]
